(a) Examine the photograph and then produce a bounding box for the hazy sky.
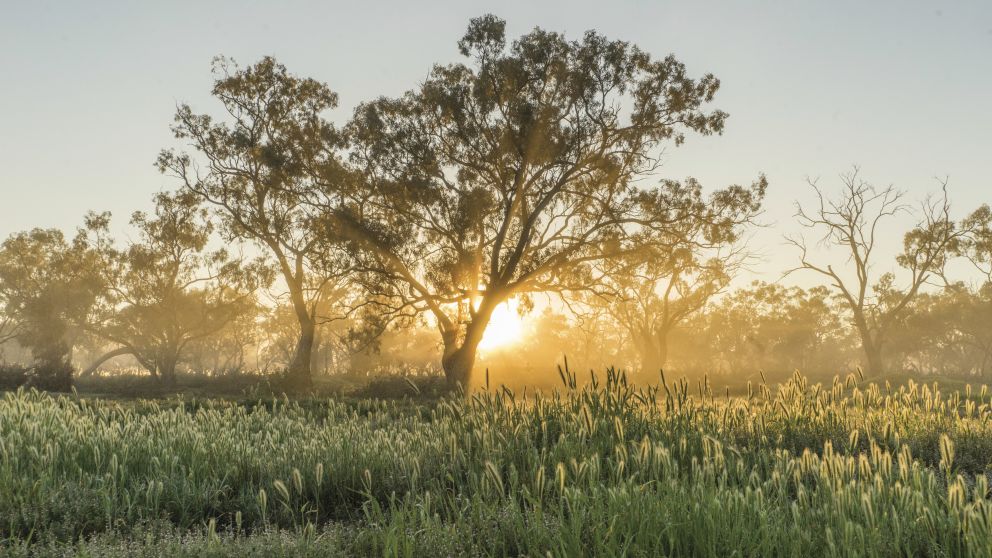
[1,0,989,283]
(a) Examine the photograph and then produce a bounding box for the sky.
[1,0,990,286]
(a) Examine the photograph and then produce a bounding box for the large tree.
[587,177,764,376]
[0,224,106,389]
[158,57,351,389]
[82,191,270,386]
[787,168,967,377]
[335,15,752,387]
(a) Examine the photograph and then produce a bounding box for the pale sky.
[1,0,990,284]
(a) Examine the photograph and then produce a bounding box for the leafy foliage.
[159,56,354,388]
[0,225,106,389]
[84,191,272,385]
[337,15,758,386]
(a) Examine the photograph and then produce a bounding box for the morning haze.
[1,3,992,555]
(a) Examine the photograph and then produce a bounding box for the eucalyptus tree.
[0,223,106,389]
[0,293,21,347]
[960,204,992,283]
[685,281,849,376]
[335,15,755,387]
[588,177,764,375]
[83,191,271,386]
[158,57,352,389]
[886,283,992,377]
[787,169,967,376]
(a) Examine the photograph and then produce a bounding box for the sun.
[479,299,525,351]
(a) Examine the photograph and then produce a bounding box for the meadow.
[2,368,992,557]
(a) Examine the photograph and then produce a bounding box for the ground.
[2,369,991,556]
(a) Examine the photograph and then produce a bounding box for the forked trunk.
[440,305,496,390]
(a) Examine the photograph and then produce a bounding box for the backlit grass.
[2,368,991,556]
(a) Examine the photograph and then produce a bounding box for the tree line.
[1,15,990,391]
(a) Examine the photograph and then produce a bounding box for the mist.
[2,8,992,555]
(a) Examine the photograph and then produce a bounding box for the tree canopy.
[327,14,757,386]
[83,191,271,385]
[0,224,105,389]
[788,169,969,376]
[583,176,764,376]
[158,56,353,388]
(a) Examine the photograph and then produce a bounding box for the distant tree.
[256,303,303,373]
[787,168,966,376]
[184,307,261,375]
[337,15,749,387]
[589,177,764,376]
[0,225,106,389]
[347,324,442,375]
[681,281,849,377]
[256,294,362,375]
[82,191,271,386]
[887,284,992,377]
[0,293,21,347]
[950,284,992,377]
[568,307,632,373]
[960,204,992,283]
[158,56,352,389]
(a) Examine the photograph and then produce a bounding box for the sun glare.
[479,299,525,351]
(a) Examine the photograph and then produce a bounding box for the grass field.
[2,368,992,557]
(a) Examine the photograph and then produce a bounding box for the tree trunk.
[282,261,316,391]
[440,305,496,390]
[158,352,179,388]
[635,330,669,382]
[853,315,884,378]
[80,347,134,377]
[862,339,884,378]
[441,342,477,390]
[285,317,315,390]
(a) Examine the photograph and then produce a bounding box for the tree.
[158,56,352,389]
[949,284,992,378]
[672,281,849,377]
[568,306,632,373]
[960,204,992,283]
[0,292,22,347]
[256,292,364,375]
[336,15,748,387]
[787,168,966,376]
[83,191,271,386]
[183,307,261,375]
[589,177,764,376]
[0,225,106,389]
[885,283,992,377]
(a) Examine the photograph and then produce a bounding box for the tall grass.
[2,368,991,556]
